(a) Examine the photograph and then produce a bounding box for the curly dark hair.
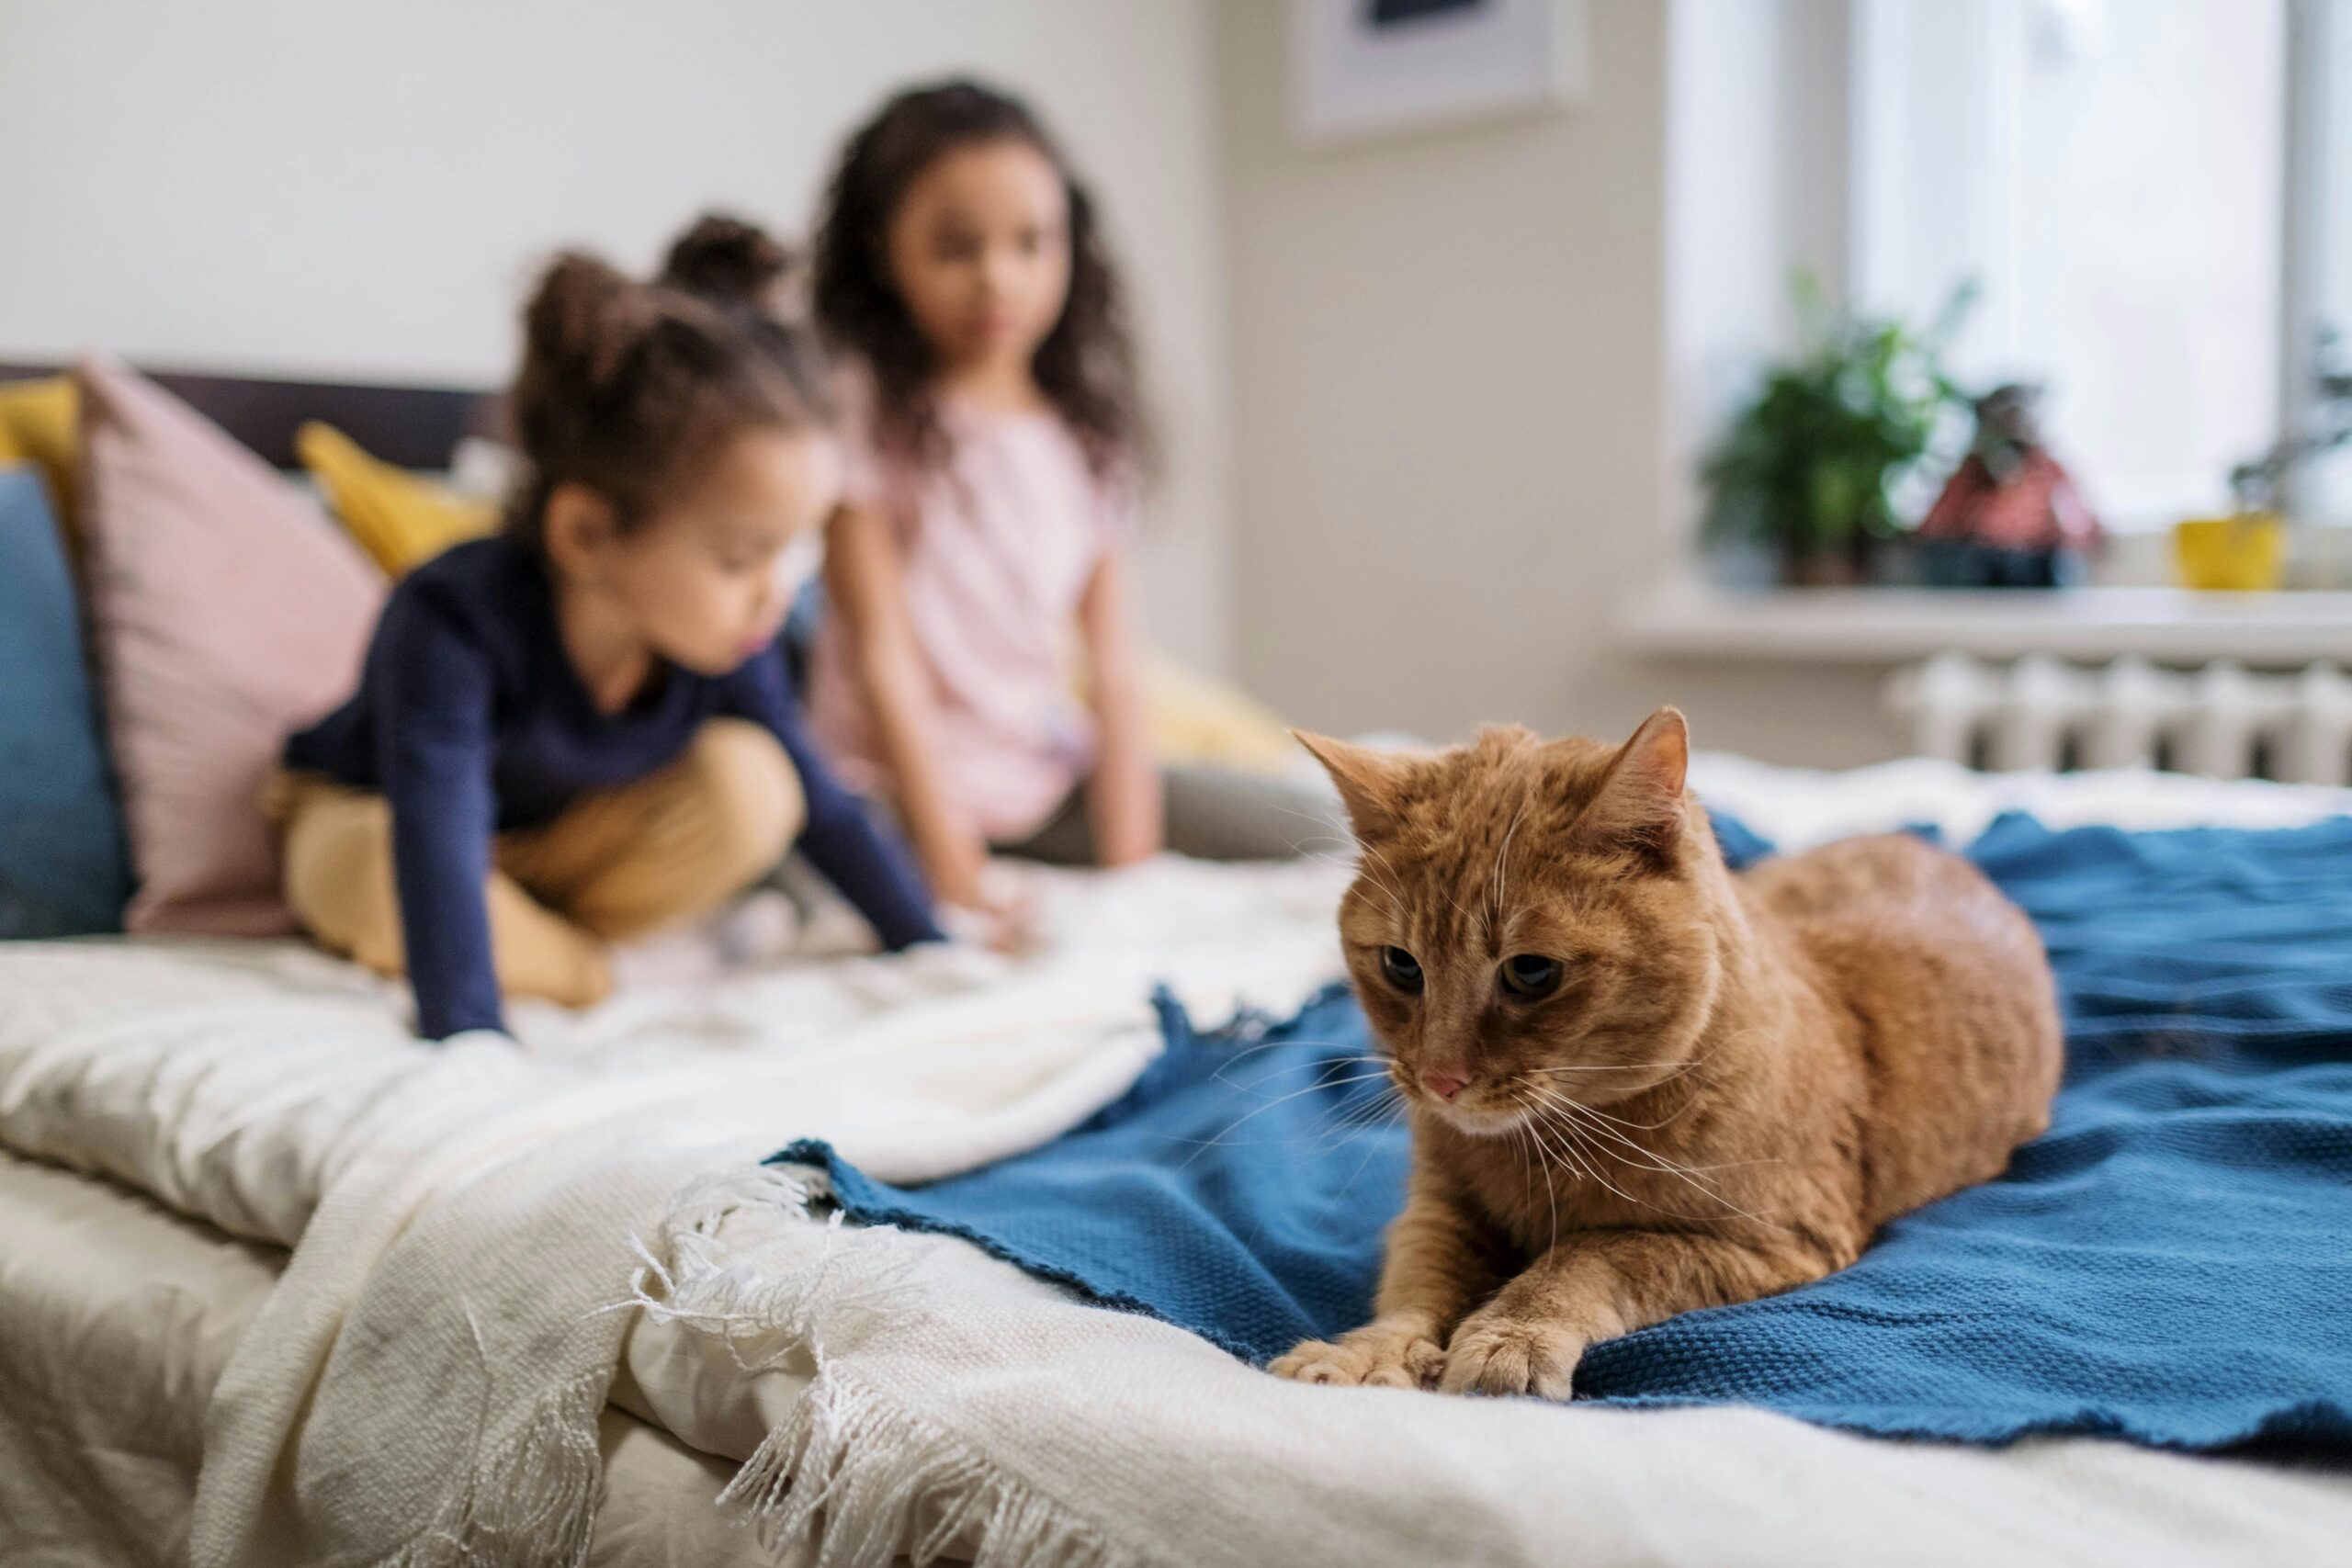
[659,210,833,426]
[504,215,830,554]
[810,78,1152,482]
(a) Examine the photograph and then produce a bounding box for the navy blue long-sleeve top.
[285,537,940,1039]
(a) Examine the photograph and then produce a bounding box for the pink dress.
[805,394,1133,843]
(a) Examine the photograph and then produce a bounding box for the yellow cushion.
[1140,652,1297,774]
[0,377,81,556]
[298,421,497,578]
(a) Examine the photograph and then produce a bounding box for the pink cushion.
[76,358,384,935]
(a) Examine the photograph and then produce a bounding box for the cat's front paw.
[1438,1312,1585,1400]
[1270,1319,1445,1390]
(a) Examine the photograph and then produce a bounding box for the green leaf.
[1700,275,1974,560]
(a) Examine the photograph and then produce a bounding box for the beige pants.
[275,718,805,1010]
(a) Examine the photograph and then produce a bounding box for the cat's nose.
[1422,1071,1467,1101]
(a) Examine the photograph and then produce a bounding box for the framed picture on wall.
[1289,0,1591,145]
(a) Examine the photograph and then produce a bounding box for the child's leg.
[499,719,803,941]
[993,768,1349,864]
[274,773,613,1006]
[989,788,1093,865]
[1159,765,1348,861]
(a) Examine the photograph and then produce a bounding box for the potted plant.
[1702,277,1973,586]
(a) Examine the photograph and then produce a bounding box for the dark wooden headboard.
[0,361,502,471]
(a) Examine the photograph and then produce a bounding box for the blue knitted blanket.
[775,813,2352,1450]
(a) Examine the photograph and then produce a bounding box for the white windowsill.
[1621,578,2352,664]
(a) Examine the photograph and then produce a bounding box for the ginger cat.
[1271,709,2061,1399]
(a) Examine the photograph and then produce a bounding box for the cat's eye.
[1499,954,1564,998]
[1378,947,1424,994]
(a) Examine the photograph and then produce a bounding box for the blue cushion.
[0,467,131,936]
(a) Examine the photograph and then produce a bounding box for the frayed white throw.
[188,977,1170,1567]
[653,1179,2352,1568]
[0,856,1347,1567]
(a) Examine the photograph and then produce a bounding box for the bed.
[5,744,2350,1566]
[6,366,2352,1565]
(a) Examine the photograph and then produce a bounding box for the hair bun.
[661,212,795,310]
[524,252,659,391]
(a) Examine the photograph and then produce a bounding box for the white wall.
[1220,0,1669,747]
[1665,0,1850,543]
[0,0,1232,670]
[1219,0,1903,763]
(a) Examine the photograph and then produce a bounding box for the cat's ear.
[1572,707,1690,854]
[1293,730,1405,837]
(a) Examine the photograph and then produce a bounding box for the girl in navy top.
[279,221,940,1040]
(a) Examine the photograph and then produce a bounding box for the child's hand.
[925,828,993,911]
[942,862,1039,956]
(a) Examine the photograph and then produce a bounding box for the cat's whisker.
[1531,1088,1769,1178]
[1174,1065,1400,1163]
[1269,805,1345,831]
[1337,862,1405,909]
[1168,1094,1399,1167]
[1353,837,1408,887]
[1285,832,1354,862]
[1526,1042,1725,1086]
[1310,1076,1404,1130]
[1487,798,1530,948]
[1521,1081,1711,1163]
[1346,832,1480,944]
[1294,839,1407,918]
[1357,837,1472,934]
[1303,1086,1407,1157]
[1513,1079,1690,1133]
[1244,1072,1405,1164]
[1328,1097,1406,1148]
[1207,1035,1385,1086]
[1349,837,1411,888]
[1517,1053,1717,1106]
[1506,1120,1536,1214]
[1288,843,1353,876]
[1508,1089,1566,1253]
[1522,1089,1779,1224]
[1331,1103,1402,1200]
[1667,1026,1764,1087]
[1209,1031,1385,1060]
[1634,1065,1724,1130]
[1513,1096,1600,1245]
[1521,1099,1711,1221]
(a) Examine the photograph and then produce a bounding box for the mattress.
[14,1138,2352,1568]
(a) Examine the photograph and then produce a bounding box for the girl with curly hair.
[805,80,1326,939]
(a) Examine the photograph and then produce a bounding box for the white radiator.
[1886,654,2352,784]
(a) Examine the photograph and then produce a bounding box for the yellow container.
[2173,513,2286,592]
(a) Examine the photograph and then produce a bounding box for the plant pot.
[1779,544,1869,588]
[1915,540,2086,589]
[2173,513,2285,592]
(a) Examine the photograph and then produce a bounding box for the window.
[1850,0,2324,529]
[2300,0,2352,518]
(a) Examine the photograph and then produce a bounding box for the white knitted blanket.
[0,856,1348,1565]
